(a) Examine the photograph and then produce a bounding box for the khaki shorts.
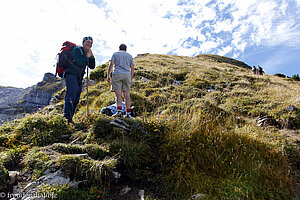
[111,74,131,92]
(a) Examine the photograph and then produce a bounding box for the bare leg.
[115,89,123,108]
[123,91,131,110]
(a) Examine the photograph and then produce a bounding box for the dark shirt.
[67,46,95,77]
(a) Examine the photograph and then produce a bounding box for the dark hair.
[82,36,93,45]
[119,44,127,51]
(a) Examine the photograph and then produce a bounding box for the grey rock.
[141,77,150,83]
[12,170,77,200]
[8,171,20,185]
[20,89,54,112]
[113,171,121,179]
[110,119,131,131]
[42,73,55,82]
[120,185,131,195]
[191,193,206,199]
[138,190,145,200]
[256,116,278,127]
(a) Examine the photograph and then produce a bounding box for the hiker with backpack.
[107,44,135,118]
[252,66,257,74]
[62,36,95,123]
[258,65,264,76]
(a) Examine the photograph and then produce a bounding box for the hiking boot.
[123,112,133,118]
[112,111,123,118]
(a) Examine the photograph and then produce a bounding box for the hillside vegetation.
[0,54,299,199]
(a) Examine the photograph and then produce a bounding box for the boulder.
[42,73,55,82]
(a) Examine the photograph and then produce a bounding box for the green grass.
[0,53,299,199]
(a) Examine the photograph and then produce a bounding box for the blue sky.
[0,0,299,88]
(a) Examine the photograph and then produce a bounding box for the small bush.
[90,116,123,141]
[291,74,300,81]
[89,64,107,82]
[14,113,71,146]
[274,73,287,78]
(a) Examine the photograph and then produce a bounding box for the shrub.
[91,116,114,140]
[274,73,287,78]
[14,113,71,146]
[291,74,300,81]
[89,64,107,82]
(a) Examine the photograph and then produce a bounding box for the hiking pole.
[86,66,89,122]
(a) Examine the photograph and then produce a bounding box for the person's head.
[119,44,127,51]
[82,36,93,50]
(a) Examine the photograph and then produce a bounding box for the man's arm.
[130,64,134,80]
[107,60,114,83]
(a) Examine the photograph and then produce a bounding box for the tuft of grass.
[22,147,59,179]
[0,145,29,169]
[109,139,153,180]
[50,143,109,160]
[58,154,117,185]
[156,108,293,199]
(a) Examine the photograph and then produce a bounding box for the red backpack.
[55,41,77,78]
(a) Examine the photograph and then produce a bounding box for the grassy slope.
[0,54,299,199]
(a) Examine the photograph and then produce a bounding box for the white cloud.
[213,19,234,33]
[0,0,107,88]
[218,46,233,56]
[0,0,299,87]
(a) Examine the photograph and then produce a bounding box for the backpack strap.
[79,46,84,56]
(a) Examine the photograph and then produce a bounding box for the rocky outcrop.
[0,87,30,125]
[17,73,64,113]
[0,73,64,125]
[20,89,55,113]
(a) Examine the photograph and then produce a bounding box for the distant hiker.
[252,66,257,74]
[63,36,95,123]
[107,44,135,118]
[258,65,264,76]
